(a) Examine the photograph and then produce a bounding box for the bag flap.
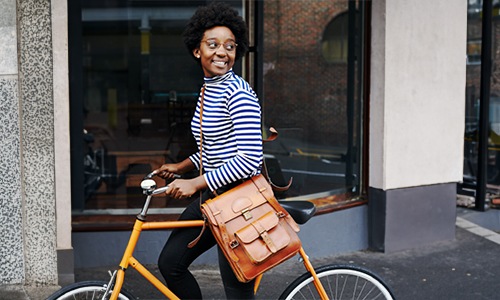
[231,197,253,213]
[202,179,268,224]
[235,211,279,244]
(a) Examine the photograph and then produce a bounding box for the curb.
[456,216,500,245]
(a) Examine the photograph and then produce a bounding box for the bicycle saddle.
[278,200,316,225]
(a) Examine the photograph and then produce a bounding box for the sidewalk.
[4,207,500,300]
[70,208,500,300]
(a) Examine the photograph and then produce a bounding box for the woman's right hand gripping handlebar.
[153,159,208,200]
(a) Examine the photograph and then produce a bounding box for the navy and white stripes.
[189,70,263,192]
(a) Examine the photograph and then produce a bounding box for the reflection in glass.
[72,0,365,217]
[79,1,213,212]
[463,2,500,191]
[262,0,364,206]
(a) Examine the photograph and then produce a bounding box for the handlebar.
[141,172,181,195]
[143,171,181,180]
[138,172,316,224]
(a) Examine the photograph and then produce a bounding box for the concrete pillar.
[0,0,24,285]
[0,0,72,287]
[369,0,467,252]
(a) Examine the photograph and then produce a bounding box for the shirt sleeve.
[203,88,263,192]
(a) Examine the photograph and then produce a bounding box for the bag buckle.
[229,240,240,249]
[276,211,286,218]
[242,209,252,221]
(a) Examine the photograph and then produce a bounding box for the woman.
[154,2,263,299]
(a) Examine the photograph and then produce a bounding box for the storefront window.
[261,1,365,211]
[463,1,500,189]
[70,0,367,227]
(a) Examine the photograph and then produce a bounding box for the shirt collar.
[204,70,234,85]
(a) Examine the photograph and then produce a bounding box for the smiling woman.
[195,26,237,77]
[153,2,263,299]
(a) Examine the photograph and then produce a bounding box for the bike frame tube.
[118,220,144,268]
[109,218,209,300]
[129,256,180,299]
[142,219,205,230]
[109,219,330,299]
[299,247,329,300]
[110,270,126,300]
[254,274,263,294]
[111,219,146,300]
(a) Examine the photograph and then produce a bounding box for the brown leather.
[201,174,301,283]
[263,127,279,143]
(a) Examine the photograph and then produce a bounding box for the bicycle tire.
[46,280,136,300]
[279,264,394,300]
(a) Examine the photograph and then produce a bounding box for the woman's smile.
[194,26,236,77]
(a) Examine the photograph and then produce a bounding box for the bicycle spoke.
[356,280,367,300]
[280,265,393,300]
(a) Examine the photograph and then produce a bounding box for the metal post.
[68,0,84,210]
[254,0,264,102]
[476,0,493,211]
[345,0,357,188]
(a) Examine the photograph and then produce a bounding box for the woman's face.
[193,26,237,77]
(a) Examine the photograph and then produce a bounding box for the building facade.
[0,0,467,293]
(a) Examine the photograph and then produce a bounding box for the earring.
[196,55,200,58]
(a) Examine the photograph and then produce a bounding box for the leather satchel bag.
[195,85,301,282]
[201,174,302,282]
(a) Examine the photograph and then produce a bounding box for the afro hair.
[183,1,249,61]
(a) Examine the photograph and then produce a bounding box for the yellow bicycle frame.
[109,217,329,300]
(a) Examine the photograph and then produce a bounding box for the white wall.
[370,0,467,190]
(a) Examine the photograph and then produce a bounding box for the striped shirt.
[189,70,263,192]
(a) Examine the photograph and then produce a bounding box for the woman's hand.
[165,179,197,199]
[153,163,180,180]
[166,176,208,199]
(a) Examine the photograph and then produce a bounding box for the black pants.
[158,188,255,299]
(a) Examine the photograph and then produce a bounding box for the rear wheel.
[46,281,135,300]
[279,264,394,300]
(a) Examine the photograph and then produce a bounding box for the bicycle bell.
[141,179,157,194]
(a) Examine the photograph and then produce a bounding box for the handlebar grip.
[152,186,169,195]
[144,172,181,180]
[144,172,156,180]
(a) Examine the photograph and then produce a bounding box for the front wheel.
[46,280,135,300]
[279,264,394,300]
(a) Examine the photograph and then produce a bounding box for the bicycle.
[48,173,394,300]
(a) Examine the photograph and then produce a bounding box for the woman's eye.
[208,42,218,49]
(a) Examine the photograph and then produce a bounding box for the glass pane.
[72,0,365,217]
[78,1,242,214]
[464,0,500,188]
[262,0,363,204]
[464,4,481,183]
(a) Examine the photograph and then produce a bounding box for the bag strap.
[261,127,293,192]
[193,86,237,258]
[188,85,207,249]
[251,176,288,217]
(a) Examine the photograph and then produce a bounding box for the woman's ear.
[193,49,201,59]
